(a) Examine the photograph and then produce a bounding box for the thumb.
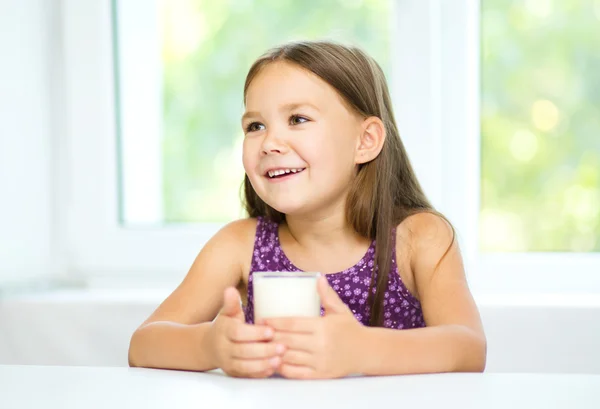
[317,276,349,315]
[220,287,244,321]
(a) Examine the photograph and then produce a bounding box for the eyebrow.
[241,102,320,123]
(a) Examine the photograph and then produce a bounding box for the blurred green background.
[480,0,600,251]
[158,0,391,223]
[151,0,599,252]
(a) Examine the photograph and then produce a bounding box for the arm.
[356,323,485,375]
[128,218,264,371]
[355,213,486,375]
[129,321,215,371]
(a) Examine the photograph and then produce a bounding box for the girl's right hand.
[204,287,284,378]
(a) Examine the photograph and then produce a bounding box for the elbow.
[464,332,487,373]
[128,329,142,368]
[469,352,487,373]
[450,327,486,373]
[127,349,137,368]
[477,336,488,372]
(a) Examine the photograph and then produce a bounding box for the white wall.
[0,0,64,287]
[0,292,599,373]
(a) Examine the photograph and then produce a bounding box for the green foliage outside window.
[481,0,600,251]
[157,0,600,253]
[159,0,391,223]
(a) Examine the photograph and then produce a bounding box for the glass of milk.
[253,271,321,323]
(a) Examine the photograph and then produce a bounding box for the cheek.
[241,139,256,173]
[318,125,358,167]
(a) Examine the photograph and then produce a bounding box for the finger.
[230,356,281,376]
[281,349,314,367]
[231,342,285,360]
[278,363,315,380]
[265,317,319,333]
[317,276,348,314]
[227,322,274,342]
[272,332,314,352]
[255,318,267,325]
[233,362,277,379]
[248,367,276,379]
[220,287,244,320]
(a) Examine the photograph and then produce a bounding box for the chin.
[262,199,305,216]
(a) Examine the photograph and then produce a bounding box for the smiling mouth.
[266,168,306,179]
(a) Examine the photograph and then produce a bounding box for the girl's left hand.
[264,276,365,379]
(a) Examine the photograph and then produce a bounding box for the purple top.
[244,217,426,329]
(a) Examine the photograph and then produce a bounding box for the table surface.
[1,365,599,409]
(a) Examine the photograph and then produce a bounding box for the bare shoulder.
[396,212,460,293]
[140,218,258,327]
[215,217,258,278]
[197,217,258,282]
[397,213,483,340]
[213,217,258,248]
[397,212,454,247]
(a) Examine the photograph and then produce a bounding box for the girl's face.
[242,61,364,218]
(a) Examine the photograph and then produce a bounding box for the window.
[480,0,600,253]
[116,0,392,225]
[63,0,600,294]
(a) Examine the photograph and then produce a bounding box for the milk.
[253,272,321,322]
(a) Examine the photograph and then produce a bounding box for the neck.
[283,203,360,249]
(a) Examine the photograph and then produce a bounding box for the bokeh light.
[510,129,538,162]
[481,0,600,252]
[531,99,559,132]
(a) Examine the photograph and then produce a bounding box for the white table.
[1,365,599,409]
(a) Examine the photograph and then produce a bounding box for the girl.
[128,41,486,379]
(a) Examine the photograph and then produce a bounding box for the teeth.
[267,168,304,178]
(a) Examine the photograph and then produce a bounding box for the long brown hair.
[242,41,454,326]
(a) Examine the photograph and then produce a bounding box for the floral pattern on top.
[244,217,426,329]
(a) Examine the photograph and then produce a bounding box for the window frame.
[63,0,218,285]
[62,0,600,294]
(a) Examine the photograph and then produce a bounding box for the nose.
[260,131,289,156]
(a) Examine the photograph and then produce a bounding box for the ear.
[355,116,385,164]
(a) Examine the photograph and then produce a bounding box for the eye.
[245,122,265,133]
[290,115,309,126]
